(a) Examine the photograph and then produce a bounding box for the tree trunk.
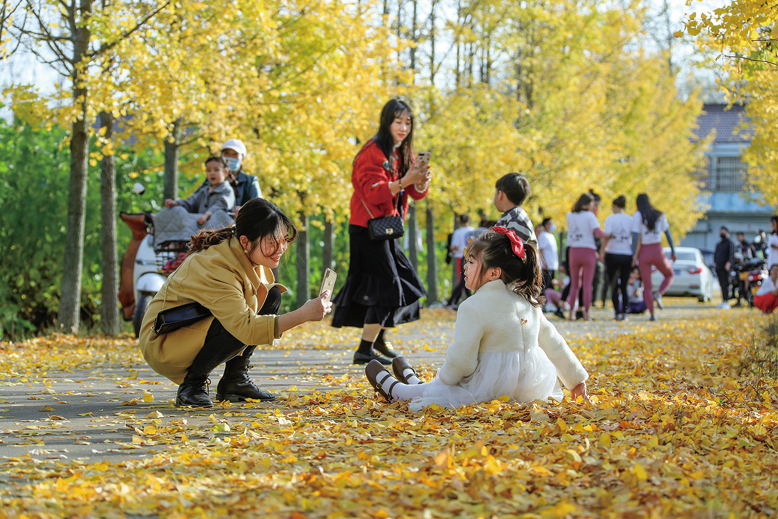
[408,203,419,270]
[425,201,438,304]
[163,118,182,200]
[98,111,120,334]
[58,19,91,333]
[323,218,334,271]
[296,211,310,307]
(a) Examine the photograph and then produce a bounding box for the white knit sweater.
[438,280,589,389]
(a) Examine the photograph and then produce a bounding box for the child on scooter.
[164,156,235,226]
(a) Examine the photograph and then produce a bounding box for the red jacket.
[349,140,428,227]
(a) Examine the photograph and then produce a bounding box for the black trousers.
[716,267,730,302]
[605,253,632,315]
[186,287,282,378]
[447,269,471,306]
[542,269,555,292]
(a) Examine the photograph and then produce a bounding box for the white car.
[650,247,714,302]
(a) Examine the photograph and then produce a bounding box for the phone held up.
[416,151,431,168]
[319,268,337,302]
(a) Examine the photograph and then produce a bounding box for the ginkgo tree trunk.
[4,0,169,333]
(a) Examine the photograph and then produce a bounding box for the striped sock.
[403,369,422,385]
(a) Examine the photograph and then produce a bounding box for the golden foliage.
[0,309,776,517]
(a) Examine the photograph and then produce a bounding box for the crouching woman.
[138,198,331,407]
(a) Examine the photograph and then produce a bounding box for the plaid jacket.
[495,206,537,245]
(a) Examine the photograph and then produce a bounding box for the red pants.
[754,293,778,314]
[567,247,597,313]
[638,243,674,312]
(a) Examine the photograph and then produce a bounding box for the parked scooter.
[733,258,766,308]
[119,211,188,337]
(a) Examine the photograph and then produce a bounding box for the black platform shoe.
[176,374,213,407]
[353,350,392,365]
[373,331,399,358]
[215,357,276,402]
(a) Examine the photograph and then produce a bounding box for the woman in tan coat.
[139,198,331,407]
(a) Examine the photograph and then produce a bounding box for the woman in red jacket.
[332,98,432,364]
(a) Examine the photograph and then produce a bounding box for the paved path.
[0,300,724,465]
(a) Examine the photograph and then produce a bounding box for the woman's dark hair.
[465,229,542,306]
[613,195,626,209]
[204,156,228,168]
[495,173,530,206]
[572,193,594,213]
[771,215,778,235]
[188,198,297,254]
[636,193,662,231]
[370,98,415,176]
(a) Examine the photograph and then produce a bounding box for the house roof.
[695,103,752,143]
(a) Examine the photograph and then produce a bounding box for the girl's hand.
[632,256,639,267]
[197,213,210,225]
[570,382,589,402]
[164,199,177,208]
[301,294,333,321]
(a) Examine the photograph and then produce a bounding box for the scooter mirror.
[132,183,145,195]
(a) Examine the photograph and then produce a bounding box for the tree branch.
[724,54,778,67]
[88,0,170,58]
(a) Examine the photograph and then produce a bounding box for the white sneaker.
[718,302,730,309]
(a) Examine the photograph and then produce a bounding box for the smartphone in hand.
[416,151,431,168]
[319,268,337,301]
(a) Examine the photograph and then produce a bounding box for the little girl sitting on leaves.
[365,227,589,411]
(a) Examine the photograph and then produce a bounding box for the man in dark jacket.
[714,226,735,309]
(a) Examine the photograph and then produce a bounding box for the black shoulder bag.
[360,186,405,241]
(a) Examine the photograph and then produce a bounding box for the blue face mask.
[548,224,556,232]
[223,156,240,172]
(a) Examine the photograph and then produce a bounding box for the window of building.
[708,156,746,192]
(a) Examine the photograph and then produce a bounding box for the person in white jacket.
[365,227,589,410]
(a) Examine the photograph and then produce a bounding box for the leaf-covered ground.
[0,306,776,518]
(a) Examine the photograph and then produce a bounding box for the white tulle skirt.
[407,347,563,412]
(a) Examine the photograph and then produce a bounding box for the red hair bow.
[492,226,527,260]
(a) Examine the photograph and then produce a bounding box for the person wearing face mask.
[216,139,262,212]
[537,217,558,293]
[714,226,736,309]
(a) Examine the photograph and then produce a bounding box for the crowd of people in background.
[446,176,778,320]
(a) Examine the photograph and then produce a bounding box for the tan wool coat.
[138,236,284,384]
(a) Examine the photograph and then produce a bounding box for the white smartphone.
[319,268,337,301]
[416,151,431,167]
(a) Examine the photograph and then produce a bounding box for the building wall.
[680,140,774,261]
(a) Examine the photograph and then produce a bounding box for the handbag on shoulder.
[360,187,405,241]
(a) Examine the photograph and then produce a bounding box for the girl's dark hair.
[771,215,778,235]
[572,193,594,213]
[204,156,228,168]
[188,198,297,254]
[465,229,542,306]
[613,195,626,209]
[636,193,662,231]
[369,98,414,176]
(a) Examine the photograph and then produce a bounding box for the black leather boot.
[373,330,399,358]
[176,373,213,407]
[216,356,276,402]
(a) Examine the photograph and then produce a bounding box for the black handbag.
[360,188,405,241]
[153,301,212,335]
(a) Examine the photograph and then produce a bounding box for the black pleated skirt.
[331,224,426,328]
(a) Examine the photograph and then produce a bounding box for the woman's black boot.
[372,329,399,358]
[216,356,276,402]
[176,373,213,407]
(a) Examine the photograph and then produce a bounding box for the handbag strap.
[358,179,404,219]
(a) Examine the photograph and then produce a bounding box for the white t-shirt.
[451,226,475,259]
[768,234,778,270]
[757,276,777,297]
[537,230,559,270]
[604,213,634,255]
[566,211,600,250]
[632,211,669,245]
